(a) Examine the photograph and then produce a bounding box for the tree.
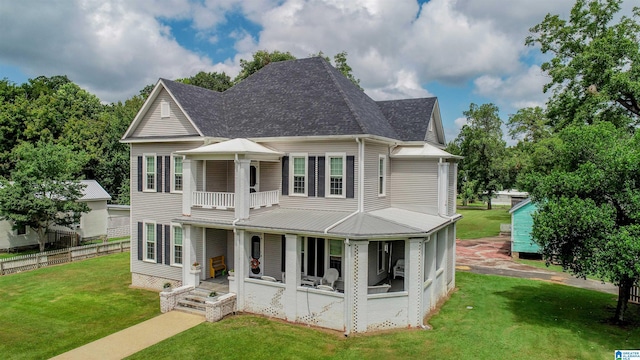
[523,123,640,323]
[0,142,89,251]
[234,50,296,83]
[448,103,506,209]
[178,71,233,92]
[526,0,640,130]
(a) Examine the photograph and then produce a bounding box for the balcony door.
[250,163,259,193]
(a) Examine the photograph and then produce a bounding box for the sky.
[0,0,636,143]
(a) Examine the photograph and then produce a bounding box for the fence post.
[68,247,72,262]
[0,261,4,275]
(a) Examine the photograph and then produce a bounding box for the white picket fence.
[0,240,130,275]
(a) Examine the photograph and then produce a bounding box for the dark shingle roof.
[376,98,437,142]
[158,57,436,142]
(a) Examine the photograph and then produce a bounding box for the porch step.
[174,304,206,317]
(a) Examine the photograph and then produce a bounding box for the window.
[378,155,386,196]
[143,155,155,191]
[329,239,343,277]
[326,153,345,197]
[16,224,26,235]
[172,155,183,192]
[144,221,156,261]
[161,101,170,118]
[377,242,385,274]
[171,224,183,265]
[290,154,307,196]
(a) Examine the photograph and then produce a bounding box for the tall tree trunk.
[487,198,492,210]
[614,278,633,323]
[36,228,46,252]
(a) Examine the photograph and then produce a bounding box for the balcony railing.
[192,190,279,210]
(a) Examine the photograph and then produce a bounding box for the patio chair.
[316,284,335,291]
[393,259,405,279]
[321,268,339,288]
[261,275,277,282]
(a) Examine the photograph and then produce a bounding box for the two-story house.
[121,57,461,334]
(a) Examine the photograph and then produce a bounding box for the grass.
[127,272,640,360]
[0,252,160,360]
[0,249,39,259]
[456,207,511,239]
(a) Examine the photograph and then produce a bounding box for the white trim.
[171,154,184,193]
[289,153,308,197]
[143,154,156,192]
[378,154,387,197]
[170,223,183,267]
[325,152,346,198]
[376,241,385,275]
[143,220,156,263]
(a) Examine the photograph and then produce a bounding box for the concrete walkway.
[51,311,205,360]
[456,237,618,295]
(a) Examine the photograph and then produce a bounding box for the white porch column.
[424,235,436,313]
[234,158,251,219]
[438,161,450,216]
[344,239,369,334]
[406,237,425,328]
[182,158,196,216]
[234,229,247,309]
[284,233,299,321]
[182,225,200,287]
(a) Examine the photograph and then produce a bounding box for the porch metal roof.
[176,138,283,160]
[390,143,461,159]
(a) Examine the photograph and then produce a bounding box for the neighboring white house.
[107,204,131,239]
[121,57,461,334]
[492,190,529,206]
[0,180,111,250]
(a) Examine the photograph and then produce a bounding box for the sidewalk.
[456,237,618,295]
[51,311,205,360]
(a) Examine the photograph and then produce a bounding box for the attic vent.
[161,101,170,118]
[428,116,433,132]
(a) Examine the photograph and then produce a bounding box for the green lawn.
[0,252,159,360]
[127,272,640,360]
[456,207,511,239]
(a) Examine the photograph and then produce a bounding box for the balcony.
[192,190,279,210]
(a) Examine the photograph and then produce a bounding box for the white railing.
[192,190,280,210]
[250,190,280,209]
[192,191,235,209]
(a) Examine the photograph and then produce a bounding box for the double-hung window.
[144,221,156,262]
[329,239,343,277]
[326,153,345,197]
[378,155,386,196]
[143,154,156,191]
[172,155,183,192]
[290,154,307,196]
[171,224,183,265]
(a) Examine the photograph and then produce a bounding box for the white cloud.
[454,117,467,129]
[473,65,550,109]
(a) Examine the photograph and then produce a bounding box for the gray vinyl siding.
[226,231,234,270]
[262,140,358,212]
[130,142,201,280]
[447,163,457,216]
[263,233,283,279]
[390,159,438,214]
[426,116,439,144]
[190,208,236,222]
[205,160,234,192]
[363,142,391,212]
[259,162,280,192]
[131,89,200,137]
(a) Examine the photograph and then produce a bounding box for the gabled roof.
[79,180,111,201]
[176,138,282,160]
[391,143,461,159]
[377,98,437,142]
[509,198,533,214]
[124,57,442,143]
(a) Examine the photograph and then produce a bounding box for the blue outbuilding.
[509,198,541,257]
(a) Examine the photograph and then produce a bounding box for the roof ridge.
[320,58,368,134]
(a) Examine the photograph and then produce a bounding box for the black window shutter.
[156,224,163,263]
[308,237,316,277]
[308,156,316,197]
[164,156,171,193]
[156,156,163,192]
[317,239,325,277]
[137,156,143,192]
[317,156,325,197]
[164,225,171,265]
[281,235,286,273]
[346,156,355,199]
[281,156,289,195]
[137,222,143,260]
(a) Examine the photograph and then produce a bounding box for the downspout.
[356,137,364,212]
